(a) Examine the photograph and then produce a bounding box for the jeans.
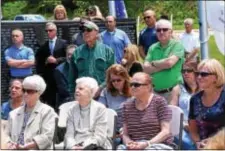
[174,129,196,150]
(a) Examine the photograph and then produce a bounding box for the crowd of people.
[1,4,225,150]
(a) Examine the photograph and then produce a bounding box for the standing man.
[36,22,67,109]
[4,29,35,79]
[101,16,131,64]
[179,18,200,63]
[139,9,158,59]
[69,21,115,98]
[143,19,185,103]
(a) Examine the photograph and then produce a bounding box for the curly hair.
[106,64,131,97]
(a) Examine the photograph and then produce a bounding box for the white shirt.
[179,31,200,53]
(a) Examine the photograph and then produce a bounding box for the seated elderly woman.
[5,75,57,150]
[188,59,225,149]
[64,77,111,149]
[118,72,174,150]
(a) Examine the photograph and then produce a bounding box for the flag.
[115,0,128,18]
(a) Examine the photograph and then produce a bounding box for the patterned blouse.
[189,85,225,140]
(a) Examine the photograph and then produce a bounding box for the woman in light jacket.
[64,77,111,149]
[6,75,57,150]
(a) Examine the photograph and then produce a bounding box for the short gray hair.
[76,77,99,98]
[184,18,194,25]
[155,19,172,29]
[46,22,57,30]
[23,75,46,95]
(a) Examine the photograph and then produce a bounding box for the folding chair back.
[58,101,74,128]
[168,105,184,149]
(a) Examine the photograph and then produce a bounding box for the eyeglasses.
[182,69,194,74]
[45,29,54,32]
[130,82,148,88]
[83,28,93,32]
[111,79,122,83]
[143,16,152,20]
[23,89,38,94]
[156,28,169,33]
[195,72,215,77]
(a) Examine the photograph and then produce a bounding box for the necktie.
[49,40,54,54]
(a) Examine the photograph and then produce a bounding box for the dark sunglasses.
[45,29,54,32]
[195,72,215,77]
[143,16,152,20]
[130,82,148,88]
[82,28,93,32]
[111,79,122,83]
[182,69,194,74]
[23,89,37,94]
[156,28,169,33]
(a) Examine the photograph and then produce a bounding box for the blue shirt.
[101,28,131,63]
[139,27,158,54]
[4,45,34,77]
[1,101,12,120]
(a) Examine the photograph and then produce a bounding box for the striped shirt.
[122,94,173,145]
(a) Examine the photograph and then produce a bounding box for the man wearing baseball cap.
[69,21,115,99]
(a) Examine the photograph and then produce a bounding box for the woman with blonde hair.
[188,58,225,149]
[86,5,104,21]
[54,4,68,20]
[121,44,143,77]
[204,128,225,149]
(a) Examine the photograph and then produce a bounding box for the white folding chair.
[106,108,118,149]
[168,105,184,150]
[55,101,75,149]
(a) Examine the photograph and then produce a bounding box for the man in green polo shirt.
[144,19,185,103]
[69,21,115,99]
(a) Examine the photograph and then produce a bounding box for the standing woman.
[5,75,57,150]
[188,59,225,149]
[54,5,68,20]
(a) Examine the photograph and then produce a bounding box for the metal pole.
[198,0,209,59]
[108,0,116,17]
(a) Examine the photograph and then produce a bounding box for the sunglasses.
[23,89,37,94]
[143,16,152,20]
[130,82,148,88]
[111,79,122,83]
[45,29,54,32]
[156,28,169,33]
[195,72,215,77]
[182,69,194,74]
[12,35,20,37]
[83,28,93,32]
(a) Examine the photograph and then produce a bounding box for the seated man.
[54,44,76,108]
[4,29,35,79]
[1,79,24,120]
[64,77,111,149]
[118,72,174,150]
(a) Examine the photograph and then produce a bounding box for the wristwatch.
[151,61,156,67]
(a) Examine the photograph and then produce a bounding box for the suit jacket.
[64,100,112,149]
[5,101,57,149]
[35,38,67,81]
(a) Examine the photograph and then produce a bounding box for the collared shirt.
[49,37,57,54]
[139,27,158,54]
[4,45,34,77]
[1,100,24,120]
[145,39,185,91]
[179,31,200,53]
[101,28,131,63]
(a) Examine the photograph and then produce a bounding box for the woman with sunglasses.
[171,62,199,149]
[188,59,225,149]
[98,64,131,131]
[5,75,57,150]
[118,72,174,150]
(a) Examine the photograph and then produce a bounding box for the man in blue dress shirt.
[101,16,131,64]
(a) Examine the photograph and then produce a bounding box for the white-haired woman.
[5,75,57,150]
[64,77,111,149]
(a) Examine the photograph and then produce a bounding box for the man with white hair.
[64,77,111,149]
[144,19,185,103]
[36,22,67,109]
[69,21,115,99]
[179,18,200,63]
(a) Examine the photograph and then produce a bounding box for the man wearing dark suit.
[35,22,67,109]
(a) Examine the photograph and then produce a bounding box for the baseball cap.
[83,21,99,31]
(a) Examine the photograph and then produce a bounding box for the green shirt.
[69,41,115,92]
[145,39,185,91]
